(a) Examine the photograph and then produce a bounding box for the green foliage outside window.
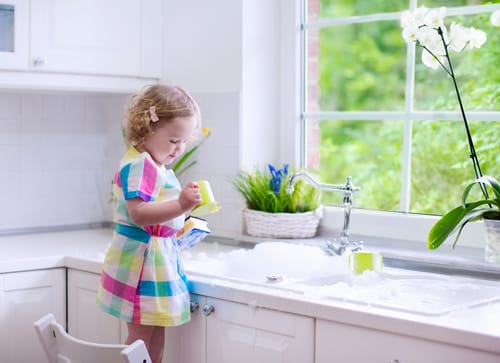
[308,0,500,215]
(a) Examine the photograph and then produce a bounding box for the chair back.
[34,313,152,363]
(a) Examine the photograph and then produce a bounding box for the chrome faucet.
[287,172,362,255]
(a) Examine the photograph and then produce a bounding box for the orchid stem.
[436,27,489,201]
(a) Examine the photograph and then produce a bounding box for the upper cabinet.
[0,0,162,93]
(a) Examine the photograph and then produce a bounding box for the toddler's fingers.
[185,181,199,190]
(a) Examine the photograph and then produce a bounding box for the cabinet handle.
[33,57,45,67]
[190,301,200,313]
[202,304,215,316]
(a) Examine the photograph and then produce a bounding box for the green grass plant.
[232,167,320,213]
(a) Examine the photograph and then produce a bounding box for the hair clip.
[149,106,159,122]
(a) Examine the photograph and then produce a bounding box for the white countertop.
[1,228,499,356]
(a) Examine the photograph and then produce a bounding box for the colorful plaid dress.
[97,147,190,327]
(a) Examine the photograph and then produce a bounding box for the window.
[0,4,15,52]
[301,0,500,216]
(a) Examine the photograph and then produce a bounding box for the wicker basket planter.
[243,206,323,238]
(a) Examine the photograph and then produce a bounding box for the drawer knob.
[203,304,215,316]
[190,301,200,313]
[33,57,45,66]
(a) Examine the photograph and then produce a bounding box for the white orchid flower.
[400,10,414,29]
[417,26,443,52]
[467,27,487,49]
[421,49,444,69]
[423,7,446,28]
[401,7,428,29]
[413,7,429,25]
[491,10,500,27]
[401,23,419,43]
[448,22,470,52]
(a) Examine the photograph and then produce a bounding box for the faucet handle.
[350,240,364,252]
[345,176,360,193]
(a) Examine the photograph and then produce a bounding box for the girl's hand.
[178,181,202,212]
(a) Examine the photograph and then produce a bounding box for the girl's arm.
[126,181,202,226]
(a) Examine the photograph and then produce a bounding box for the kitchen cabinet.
[0,0,162,92]
[164,294,206,363]
[205,297,314,363]
[67,268,124,344]
[0,268,65,363]
[68,269,207,363]
[164,296,315,363]
[316,318,500,363]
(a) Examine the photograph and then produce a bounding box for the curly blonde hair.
[125,84,201,150]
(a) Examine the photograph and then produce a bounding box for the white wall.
[178,91,244,237]
[162,0,243,93]
[0,91,126,231]
[241,0,281,169]
[162,0,286,238]
[0,0,288,238]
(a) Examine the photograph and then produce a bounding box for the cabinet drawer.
[316,319,500,363]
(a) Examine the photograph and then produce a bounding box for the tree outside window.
[302,0,500,215]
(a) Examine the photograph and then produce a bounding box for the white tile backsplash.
[0,90,244,237]
[0,92,123,230]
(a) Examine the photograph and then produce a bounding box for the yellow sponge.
[348,251,384,274]
[176,216,211,249]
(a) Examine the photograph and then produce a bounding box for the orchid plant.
[401,7,487,192]
[401,7,499,250]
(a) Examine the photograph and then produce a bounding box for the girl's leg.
[148,326,165,363]
[126,323,165,363]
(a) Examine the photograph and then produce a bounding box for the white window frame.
[280,0,500,254]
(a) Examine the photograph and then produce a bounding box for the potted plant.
[428,176,500,262]
[232,164,322,238]
[401,7,499,262]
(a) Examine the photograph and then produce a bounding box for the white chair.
[34,313,152,363]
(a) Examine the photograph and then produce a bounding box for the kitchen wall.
[0,92,125,231]
[0,90,246,236]
[162,0,286,237]
[0,0,289,238]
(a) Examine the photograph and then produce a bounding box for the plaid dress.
[97,147,190,327]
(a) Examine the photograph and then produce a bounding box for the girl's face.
[143,116,197,166]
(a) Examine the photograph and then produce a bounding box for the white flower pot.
[243,207,323,238]
[484,218,500,263]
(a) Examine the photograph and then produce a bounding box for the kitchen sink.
[182,241,500,316]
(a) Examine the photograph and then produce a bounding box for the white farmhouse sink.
[182,241,500,316]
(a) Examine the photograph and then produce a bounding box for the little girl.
[97,84,203,363]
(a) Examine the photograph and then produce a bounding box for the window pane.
[311,21,406,111]
[311,0,408,19]
[303,1,500,217]
[0,4,15,52]
[411,120,500,214]
[414,13,500,111]
[308,119,403,211]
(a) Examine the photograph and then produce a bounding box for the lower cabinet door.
[67,269,123,344]
[316,319,500,363]
[0,268,66,363]
[163,294,206,363]
[205,297,314,363]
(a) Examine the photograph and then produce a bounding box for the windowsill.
[327,206,500,277]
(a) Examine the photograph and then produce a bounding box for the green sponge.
[348,251,384,274]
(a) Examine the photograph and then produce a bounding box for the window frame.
[287,0,500,251]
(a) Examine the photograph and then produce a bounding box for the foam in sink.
[182,241,500,316]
